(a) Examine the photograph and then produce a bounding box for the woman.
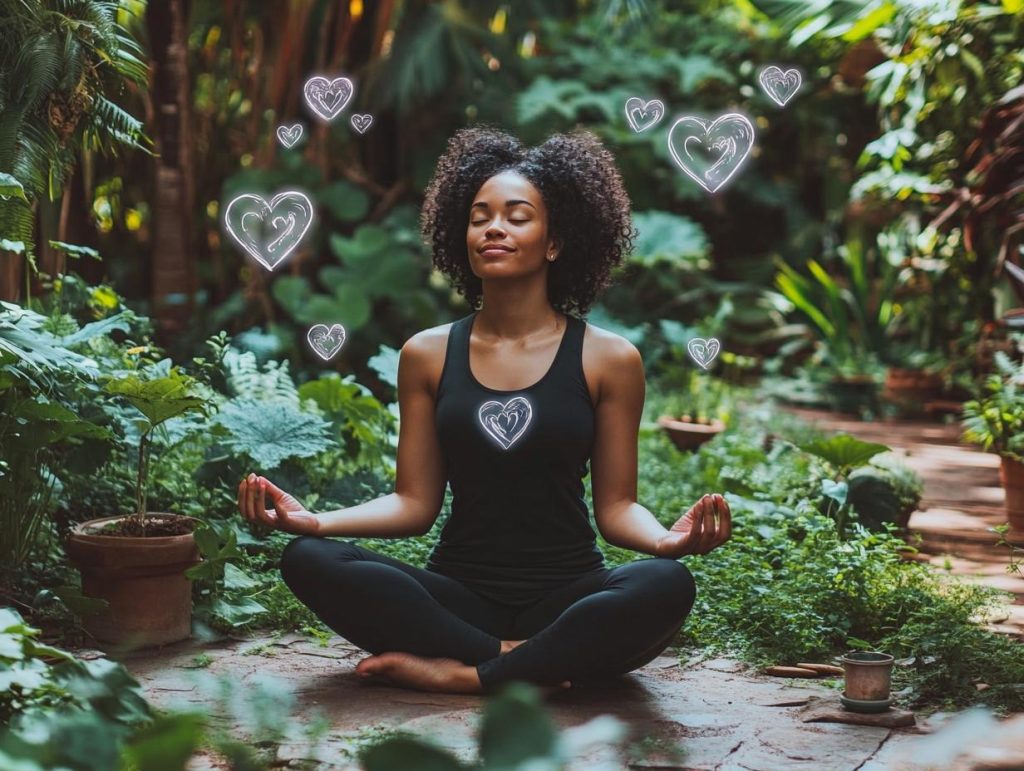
[237,126,732,696]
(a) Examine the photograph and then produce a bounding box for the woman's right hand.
[237,473,320,536]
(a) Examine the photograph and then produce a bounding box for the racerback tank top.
[426,310,606,606]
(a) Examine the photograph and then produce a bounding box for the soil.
[87,514,195,537]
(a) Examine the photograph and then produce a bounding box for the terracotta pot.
[64,513,201,649]
[657,415,725,452]
[999,456,1024,538]
[841,651,893,702]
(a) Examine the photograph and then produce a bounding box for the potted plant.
[961,346,1024,539]
[64,364,211,648]
[657,369,728,452]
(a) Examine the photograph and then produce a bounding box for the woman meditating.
[236,126,732,696]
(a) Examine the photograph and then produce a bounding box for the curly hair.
[420,126,637,317]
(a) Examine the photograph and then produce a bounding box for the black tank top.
[426,310,606,606]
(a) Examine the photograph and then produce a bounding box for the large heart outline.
[478,397,532,450]
[687,337,721,370]
[307,323,347,361]
[624,97,665,133]
[276,123,304,148]
[223,191,314,271]
[667,113,755,194]
[303,75,354,121]
[758,66,801,107]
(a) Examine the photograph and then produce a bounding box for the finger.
[238,478,248,520]
[244,474,257,521]
[710,495,726,550]
[262,477,287,499]
[256,479,277,527]
[718,494,733,543]
[698,496,715,553]
[250,474,270,526]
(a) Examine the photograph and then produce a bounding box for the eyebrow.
[471,200,536,211]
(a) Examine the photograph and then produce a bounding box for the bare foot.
[355,652,483,694]
[500,639,527,654]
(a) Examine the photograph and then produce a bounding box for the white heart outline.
[303,75,354,121]
[758,66,802,107]
[667,113,755,194]
[624,97,665,133]
[478,396,533,450]
[307,323,347,361]
[686,337,721,370]
[276,123,304,148]
[223,190,314,271]
[350,114,373,134]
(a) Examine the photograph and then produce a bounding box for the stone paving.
[98,406,1024,769]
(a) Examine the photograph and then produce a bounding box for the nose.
[485,220,506,238]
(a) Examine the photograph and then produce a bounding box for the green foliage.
[629,210,709,268]
[961,348,1024,461]
[798,432,890,476]
[0,0,149,270]
[211,399,337,470]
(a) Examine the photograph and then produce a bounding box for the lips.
[478,243,515,254]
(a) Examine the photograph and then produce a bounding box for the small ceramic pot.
[841,651,894,705]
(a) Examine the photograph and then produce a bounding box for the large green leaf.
[0,173,27,201]
[104,368,207,429]
[212,399,336,468]
[361,737,467,771]
[629,211,708,267]
[798,433,890,472]
[318,180,370,223]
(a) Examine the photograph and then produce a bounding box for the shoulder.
[400,319,460,396]
[581,320,644,402]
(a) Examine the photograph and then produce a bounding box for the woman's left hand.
[655,494,732,559]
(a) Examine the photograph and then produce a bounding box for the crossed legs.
[279,535,697,694]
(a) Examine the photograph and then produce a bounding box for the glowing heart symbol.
[687,338,721,370]
[276,123,304,148]
[478,396,532,450]
[307,324,347,361]
[223,191,314,271]
[350,114,373,134]
[758,66,802,107]
[624,97,665,133]
[303,75,353,121]
[667,113,755,194]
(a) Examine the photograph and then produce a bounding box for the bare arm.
[316,332,447,538]
[590,339,670,556]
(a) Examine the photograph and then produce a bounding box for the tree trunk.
[147,0,196,341]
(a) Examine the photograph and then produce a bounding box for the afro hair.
[420,126,637,317]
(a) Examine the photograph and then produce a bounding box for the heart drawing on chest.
[223,191,314,271]
[478,396,533,450]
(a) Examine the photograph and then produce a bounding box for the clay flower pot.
[64,513,202,649]
[999,456,1024,540]
[657,415,725,452]
[840,651,894,712]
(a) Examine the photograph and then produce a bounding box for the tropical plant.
[773,232,899,375]
[962,348,1024,462]
[0,300,137,571]
[0,0,149,296]
[796,432,891,538]
[102,363,211,534]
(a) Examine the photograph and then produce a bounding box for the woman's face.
[466,170,556,278]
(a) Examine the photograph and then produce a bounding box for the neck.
[476,281,563,340]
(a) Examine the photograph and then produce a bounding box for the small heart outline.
[624,97,665,133]
[686,337,721,370]
[758,66,802,107]
[351,114,373,134]
[667,113,755,194]
[303,75,354,122]
[223,190,315,271]
[307,323,347,361]
[276,123,304,148]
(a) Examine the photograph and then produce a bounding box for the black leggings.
[279,535,697,694]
